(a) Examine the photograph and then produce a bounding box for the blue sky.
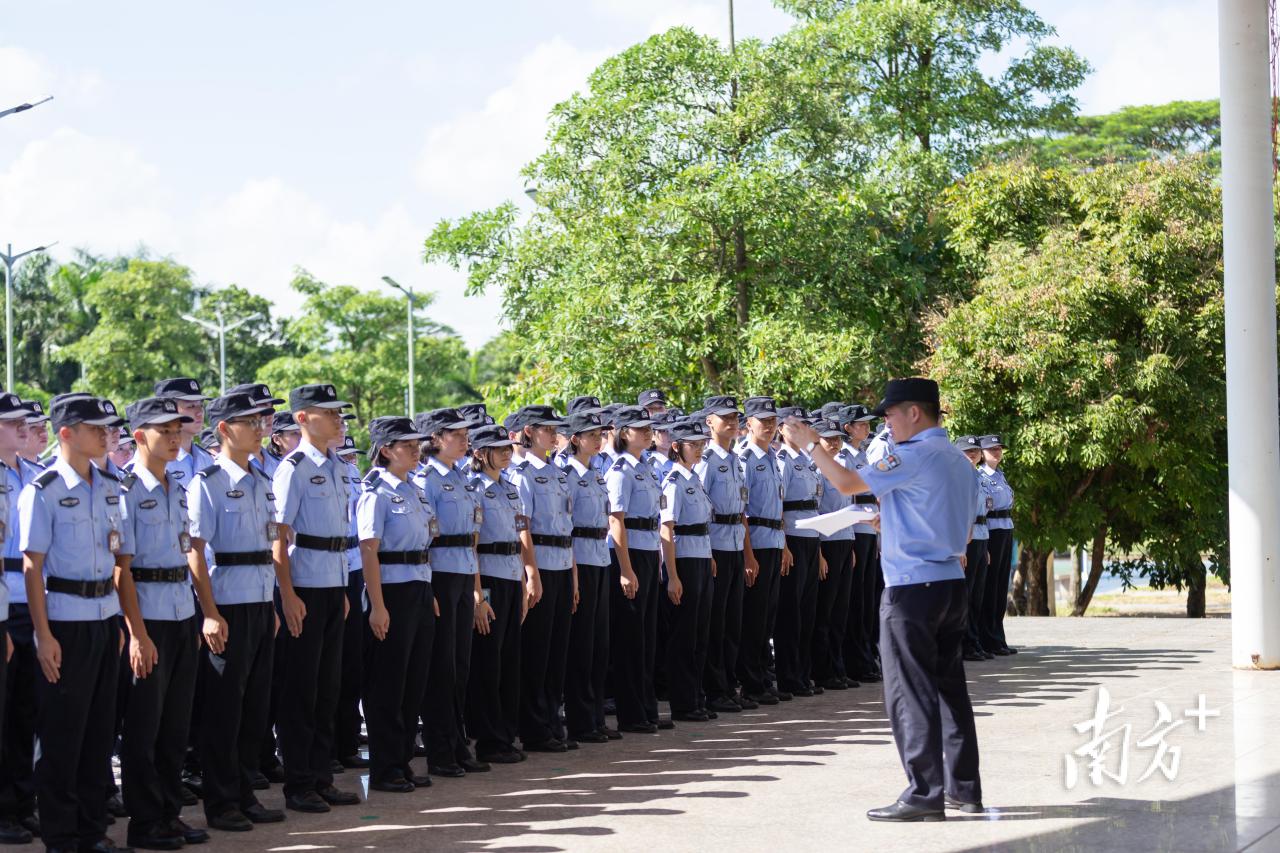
[0,1,1219,348]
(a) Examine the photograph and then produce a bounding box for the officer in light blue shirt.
[332,432,368,769]
[115,395,204,849]
[954,436,994,661]
[262,411,300,480]
[270,384,360,811]
[18,395,129,852]
[154,377,215,488]
[836,404,884,682]
[357,416,436,792]
[811,417,859,692]
[20,399,50,471]
[786,378,982,822]
[226,382,287,476]
[773,406,824,697]
[978,434,1016,656]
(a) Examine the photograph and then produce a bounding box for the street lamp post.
[181,310,260,394]
[383,276,415,416]
[0,241,57,390]
[0,95,53,120]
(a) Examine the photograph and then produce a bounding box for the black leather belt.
[747,516,783,530]
[623,517,659,532]
[711,513,741,525]
[430,534,474,549]
[377,550,430,565]
[294,533,357,552]
[783,499,818,512]
[531,534,572,548]
[131,566,190,584]
[476,541,520,556]
[214,550,273,566]
[974,515,987,525]
[854,494,878,505]
[46,576,113,598]
[3,557,21,572]
[988,509,1012,519]
[571,526,608,540]
[674,523,710,536]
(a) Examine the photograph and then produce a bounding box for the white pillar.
[1220,0,1280,669]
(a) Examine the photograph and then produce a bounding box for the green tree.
[927,155,1229,617]
[191,285,289,392]
[425,1,1087,410]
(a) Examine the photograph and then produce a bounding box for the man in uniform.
[19,396,130,853]
[153,379,214,487]
[272,385,361,812]
[638,390,668,419]
[785,378,982,821]
[20,401,49,468]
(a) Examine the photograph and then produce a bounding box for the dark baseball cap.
[567,395,605,415]
[669,420,708,443]
[516,404,566,428]
[979,434,1004,449]
[336,435,363,456]
[744,396,777,419]
[227,382,285,407]
[126,396,195,428]
[289,383,351,411]
[612,405,653,430]
[703,395,741,417]
[271,411,299,433]
[955,435,982,451]
[651,411,679,431]
[777,406,808,422]
[871,377,940,417]
[368,416,427,455]
[199,427,221,449]
[51,396,124,430]
[817,418,845,439]
[566,411,605,435]
[457,403,490,426]
[117,427,136,449]
[50,392,91,408]
[638,389,667,407]
[415,408,471,437]
[21,400,47,424]
[154,377,209,402]
[0,392,27,421]
[470,423,516,449]
[207,393,273,425]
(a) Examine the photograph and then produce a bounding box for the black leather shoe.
[963,650,985,662]
[944,795,984,814]
[1004,646,1018,654]
[19,814,39,837]
[842,677,861,689]
[704,710,718,720]
[744,692,776,706]
[81,839,135,853]
[243,803,284,824]
[250,771,270,790]
[866,801,945,822]
[654,718,675,730]
[178,786,198,807]
[284,791,330,814]
[618,722,657,734]
[409,774,432,788]
[458,757,490,773]
[428,763,466,778]
[982,651,995,660]
[0,819,31,845]
[672,710,709,722]
[339,754,370,769]
[822,677,848,690]
[478,749,526,763]
[206,810,252,832]
[127,824,184,850]
[991,647,1012,656]
[327,758,345,774]
[316,785,359,806]
[736,694,760,710]
[262,764,286,784]
[564,739,579,750]
[570,730,609,743]
[170,819,209,845]
[523,739,568,753]
[772,689,793,702]
[599,726,622,740]
[369,778,415,794]
[107,794,128,818]
[858,671,883,683]
[708,697,742,713]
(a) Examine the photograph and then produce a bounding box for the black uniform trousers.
[813,538,855,683]
[334,568,365,760]
[845,533,882,677]
[736,547,780,696]
[983,529,1014,651]
[564,564,609,738]
[422,570,476,768]
[703,549,744,702]
[609,548,659,727]
[468,577,521,757]
[122,615,198,835]
[201,601,274,820]
[775,535,819,692]
[276,585,345,798]
[365,579,434,784]
[963,538,990,653]
[879,579,981,810]
[519,568,572,746]
[663,557,712,715]
[35,618,117,850]
[0,604,37,824]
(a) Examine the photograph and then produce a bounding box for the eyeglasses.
[225,416,261,428]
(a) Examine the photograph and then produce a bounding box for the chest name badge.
[139,499,158,509]
[484,490,495,499]
[105,495,120,505]
[226,489,244,499]
[507,492,519,500]
[534,476,548,484]
[755,464,765,471]
[391,496,405,504]
[59,497,79,508]
[718,465,728,473]
[310,476,326,485]
[442,483,455,492]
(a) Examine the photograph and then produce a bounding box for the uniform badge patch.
[58,497,79,507]
[226,489,244,498]
[105,495,120,504]
[139,499,158,509]
[309,476,326,485]
[875,454,901,472]
[718,465,728,472]
[535,476,548,484]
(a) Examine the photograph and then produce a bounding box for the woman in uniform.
[466,423,528,765]
[660,420,715,722]
[357,417,437,793]
[955,435,993,662]
[811,418,856,690]
[775,407,824,697]
[980,435,1016,656]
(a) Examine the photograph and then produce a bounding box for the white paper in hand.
[795,504,878,537]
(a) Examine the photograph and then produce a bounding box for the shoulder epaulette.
[32,469,58,490]
[119,473,137,491]
[362,467,380,485]
[198,464,221,479]
[515,460,530,472]
[285,450,305,466]
[610,458,628,471]
[98,467,120,483]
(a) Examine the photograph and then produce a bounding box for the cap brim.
[217,404,274,423]
[305,400,352,410]
[617,419,653,429]
[135,414,196,426]
[440,419,471,431]
[168,394,210,403]
[84,416,126,427]
[258,397,286,406]
[870,400,890,417]
[531,418,567,427]
[818,429,844,438]
[477,438,517,448]
[706,407,740,416]
[0,410,28,421]
[25,415,48,424]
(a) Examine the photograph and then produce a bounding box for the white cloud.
[0,45,102,106]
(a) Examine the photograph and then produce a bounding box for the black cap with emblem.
[337,435,363,456]
[954,435,982,452]
[457,403,490,427]
[289,383,351,412]
[470,423,516,449]
[51,397,125,430]
[611,405,653,430]
[978,434,1004,450]
[154,377,210,402]
[516,404,566,428]
[702,395,741,417]
[743,396,777,419]
[271,411,299,434]
[21,399,48,424]
[126,396,196,428]
[565,411,605,435]
[871,377,940,417]
[227,382,285,408]
[368,416,427,458]
[567,395,605,415]
[669,420,709,443]
[414,408,471,437]
[637,389,667,408]
[207,393,273,426]
[0,392,28,421]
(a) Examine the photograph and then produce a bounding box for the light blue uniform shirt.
[259,451,282,480]
[694,441,746,552]
[661,463,712,559]
[472,470,523,582]
[414,456,479,574]
[741,441,785,550]
[983,465,1014,530]
[778,446,821,538]
[342,459,362,573]
[816,455,854,543]
[564,457,610,567]
[165,443,215,491]
[645,449,673,482]
[357,469,435,584]
[4,458,42,606]
[18,456,127,621]
[119,465,196,621]
[188,455,277,605]
[273,440,349,589]
[971,467,993,541]
[511,454,573,572]
[859,427,976,588]
[836,445,878,535]
[606,452,661,552]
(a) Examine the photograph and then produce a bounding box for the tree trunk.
[1071,524,1108,616]
[1186,561,1207,618]
[1024,547,1050,616]
[1010,552,1026,615]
